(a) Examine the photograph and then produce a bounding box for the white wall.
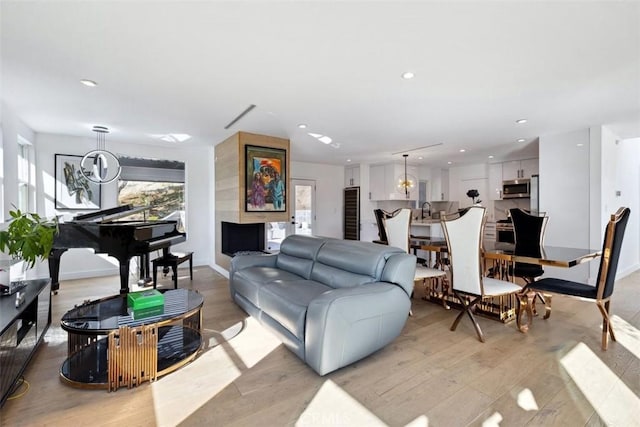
[539,129,591,282]
[539,127,640,283]
[600,129,640,277]
[290,161,344,239]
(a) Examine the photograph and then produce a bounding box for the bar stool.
[152,251,193,289]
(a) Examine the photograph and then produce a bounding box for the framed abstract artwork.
[54,154,101,210]
[245,145,286,212]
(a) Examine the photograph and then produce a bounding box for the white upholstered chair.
[383,208,448,311]
[442,206,523,342]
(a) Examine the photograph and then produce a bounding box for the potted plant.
[0,209,59,269]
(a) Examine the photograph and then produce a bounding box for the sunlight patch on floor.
[560,342,640,426]
[611,315,640,359]
[481,412,503,427]
[296,380,388,426]
[404,414,428,427]
[225,316,282,368]
[516,388,539,411]
[151,317,280,426]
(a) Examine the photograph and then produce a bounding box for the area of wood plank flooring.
[2,266,639,426]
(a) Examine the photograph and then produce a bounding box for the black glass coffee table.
[60,288,203,391]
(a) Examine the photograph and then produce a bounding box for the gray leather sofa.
[229,234,416,375]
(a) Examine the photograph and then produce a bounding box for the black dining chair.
[373,208,391,244]
[509,208,549,284]
[521,207,630,350]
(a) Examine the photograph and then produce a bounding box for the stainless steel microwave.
[502,179,530,199]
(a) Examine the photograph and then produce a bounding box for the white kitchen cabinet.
[369,164,385,200]
[520,158,539,179]
[344,165,360,187]
[502,158,538,180]
[488,163,503,200]
[369,162,417,200]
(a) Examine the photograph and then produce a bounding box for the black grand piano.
[48,205,186,294]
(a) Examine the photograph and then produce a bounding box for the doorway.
[266,179,316,251]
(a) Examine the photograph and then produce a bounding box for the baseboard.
[212,263,229,279]
[617,263,640,280]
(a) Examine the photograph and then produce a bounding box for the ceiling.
[2,1,639,168]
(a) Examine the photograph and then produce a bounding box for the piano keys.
[48,205,186,294]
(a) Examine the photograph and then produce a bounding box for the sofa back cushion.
[311,239,405,288]
[276,235,326,279]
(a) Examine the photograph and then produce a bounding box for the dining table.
[411,237,602,323]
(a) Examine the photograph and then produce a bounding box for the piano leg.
[48,248,68,294]
[119,259,132,294]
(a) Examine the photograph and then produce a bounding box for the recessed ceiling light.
[488,155,494,159]
[318,136,332,144]
[80,79,97,87]
[577,143,584,147]
[516,119,528,124]
[401,71,415,79]
[447,161,452,165]
[459,149,466,153]
[346,159,351,162]
[418,156,423,160]
[297,124,307,129]
[517,138,526,143]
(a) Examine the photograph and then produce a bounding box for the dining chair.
[509,208,549,284]
[442,206,523,342]
[373,208,391,244]
[521,207,630,350]
[383,208,448,311]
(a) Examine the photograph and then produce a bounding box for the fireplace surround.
[221,221,265,256]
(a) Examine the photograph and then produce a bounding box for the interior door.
[266,179,316,251]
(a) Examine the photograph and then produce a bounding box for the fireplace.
[221,222,265,256]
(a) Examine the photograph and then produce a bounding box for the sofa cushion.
[259,279,332,340]
[275,235,326,279]
[233,267,304,306]
[311,239,404,288]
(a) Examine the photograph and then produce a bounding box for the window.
[17,137,34,212]
[116,157,186,231]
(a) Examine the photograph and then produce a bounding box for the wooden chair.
[442,206,523,342]
[521,207,630,350]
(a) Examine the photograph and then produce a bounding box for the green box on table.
[127,289,164,310]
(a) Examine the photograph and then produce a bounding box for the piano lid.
[73,204,151,223]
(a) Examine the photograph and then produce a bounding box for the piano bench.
[152,252,193,289]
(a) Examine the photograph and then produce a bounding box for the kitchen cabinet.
[344,165,360,187]
[488,163,503,200]
[502,158,538,180]
[369,163,418,200]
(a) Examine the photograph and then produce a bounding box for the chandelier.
[80,126,122,184]
[397,154,415,199]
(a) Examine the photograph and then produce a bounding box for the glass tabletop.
[61,288,204,334]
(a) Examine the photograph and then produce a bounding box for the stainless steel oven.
[495,220,515,243]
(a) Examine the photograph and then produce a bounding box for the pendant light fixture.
[397,154,415,199]
[80,126,122,184]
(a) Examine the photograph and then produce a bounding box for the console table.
[59,288,203,391]
[0,279,51,406]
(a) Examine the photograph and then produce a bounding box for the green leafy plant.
[0,209,59,268]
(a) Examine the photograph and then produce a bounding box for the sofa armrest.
[380,253,417,297]
[305,282,410,375]
[230,253,277,277]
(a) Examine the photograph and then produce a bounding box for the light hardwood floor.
[2,266,640,426]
